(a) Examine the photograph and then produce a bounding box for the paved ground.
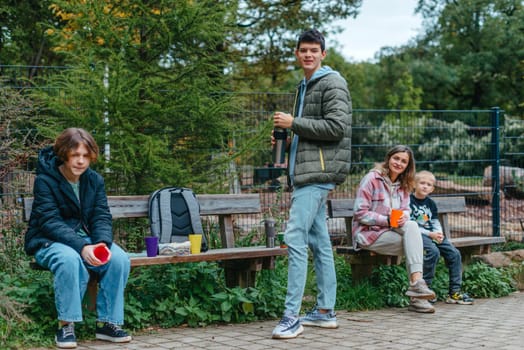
[43,291,524,350]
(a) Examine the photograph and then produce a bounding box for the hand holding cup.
[92,243,111,265]
[390,209,403,228]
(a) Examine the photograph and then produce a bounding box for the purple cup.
[145,236,159,257]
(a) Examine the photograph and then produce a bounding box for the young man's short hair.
[415,170,436,184]
[296,29,325,51]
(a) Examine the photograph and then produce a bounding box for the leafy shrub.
[462,261,516,298]
[124,258,287,330]
[421,260,450,301]
[335,255,385,310]
[370,265,410,307]
[492,241,524,252]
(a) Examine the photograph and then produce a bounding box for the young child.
[409,170,474,305]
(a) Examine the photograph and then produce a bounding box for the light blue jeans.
[284,185,336,316]
[35,237,130,325]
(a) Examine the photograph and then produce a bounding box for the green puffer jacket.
[291,69,352,187]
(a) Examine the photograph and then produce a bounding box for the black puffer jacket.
[25,146,113,256]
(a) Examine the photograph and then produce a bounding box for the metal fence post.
[491,107,501,237]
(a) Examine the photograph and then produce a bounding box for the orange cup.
[390,209,403,228]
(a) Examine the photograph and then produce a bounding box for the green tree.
[414,0,524,114]
[0,0,64,68]
[230,0,362,90]
[324,49,381,109]
[34,0,234,194]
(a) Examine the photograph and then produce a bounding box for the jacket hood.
[310,66,340,82]
[371,168,399,189]
[298,66,340,89]
[37,146,62,181]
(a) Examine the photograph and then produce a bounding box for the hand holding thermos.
[272,111,292,167]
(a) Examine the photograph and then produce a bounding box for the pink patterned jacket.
[351,169,411,249]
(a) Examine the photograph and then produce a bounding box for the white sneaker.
[408,298,435,313]
[272,314,304,339]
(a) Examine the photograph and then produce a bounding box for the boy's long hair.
[54,127,99,163]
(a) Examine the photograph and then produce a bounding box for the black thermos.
[264,218,276,248]
[272,128,287,165]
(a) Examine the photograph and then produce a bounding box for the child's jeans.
[421,234,463,293]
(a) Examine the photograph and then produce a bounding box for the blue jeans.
[35,238,130,324]
[284,185,336,315]
[422,234,463,293]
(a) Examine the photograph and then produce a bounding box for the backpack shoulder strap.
[149,188,162,237]
[181,188,203,234]
[158,189,174,243]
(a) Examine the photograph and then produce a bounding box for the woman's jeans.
[421,234,463,292]
[284,185,336,316]
[35,238,130,324]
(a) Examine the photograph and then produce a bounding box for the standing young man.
[271,29,352,339]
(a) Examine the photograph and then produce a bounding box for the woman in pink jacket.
[352,145,436,313]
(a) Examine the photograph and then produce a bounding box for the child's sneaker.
[95,322,132,343]
[55,323,77,349]
[446,291,474,305]
[300,307,338,328]
[408,298,435,313]
[405,279,436,300]
[272,313,304,339]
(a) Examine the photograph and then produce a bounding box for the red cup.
[390,209,403,228]
[93,245,110,263]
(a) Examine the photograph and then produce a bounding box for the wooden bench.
[328,196,506,282]
[23,194,287,308]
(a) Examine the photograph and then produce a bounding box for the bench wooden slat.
[327,198,354,219]
[327,196,466,219]
[23,193,262,221]
[450,236,506,248]
[431,196,467,213]
[107,195,149,218]
[336,235,506,255]
[129,246,286,267]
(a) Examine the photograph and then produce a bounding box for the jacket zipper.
[319,148,325,171]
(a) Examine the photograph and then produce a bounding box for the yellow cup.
[188,234,202,254]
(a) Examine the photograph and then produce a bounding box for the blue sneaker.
[272,313,304,339]
[95,322,132,343]
[55,323,77,349]
[300,307,338,328]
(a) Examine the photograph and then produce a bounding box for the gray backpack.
[148,187,208,252]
